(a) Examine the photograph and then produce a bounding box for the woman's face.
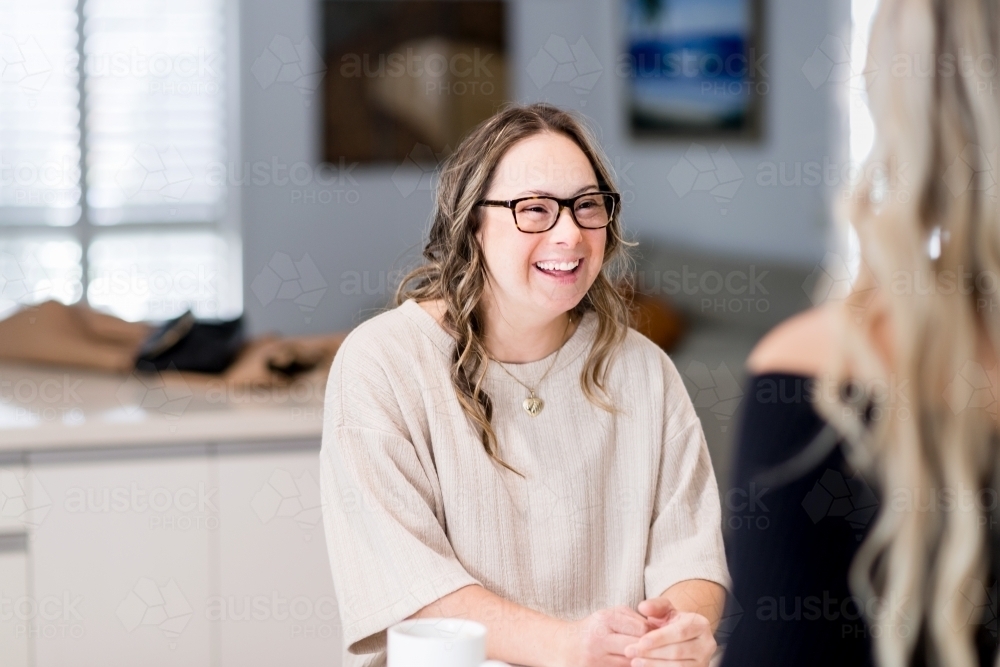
[476,131,608,323]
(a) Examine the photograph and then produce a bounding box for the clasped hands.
[562,597,716,667]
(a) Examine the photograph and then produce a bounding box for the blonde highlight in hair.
[815,1,1000,665]
[395,103,635,475]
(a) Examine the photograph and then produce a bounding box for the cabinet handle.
[0,531,28,553]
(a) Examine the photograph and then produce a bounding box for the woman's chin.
[530,291,587,316]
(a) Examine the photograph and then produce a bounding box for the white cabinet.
[217,445,341,666]
[0,533,30,667]
[30,451,215,667]
[17,441,339,667]
[0,462,41,667]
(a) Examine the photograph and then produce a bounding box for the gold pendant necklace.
[492,314,573,417]
[522,392,543,416]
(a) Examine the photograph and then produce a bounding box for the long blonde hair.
[817,1,1000,665]
[395,103,635,475]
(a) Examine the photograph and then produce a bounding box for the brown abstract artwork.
[322,1,508,164]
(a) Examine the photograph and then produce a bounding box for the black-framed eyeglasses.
[476,191,620,234]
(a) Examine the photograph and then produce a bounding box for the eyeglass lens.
[513,194,614,232]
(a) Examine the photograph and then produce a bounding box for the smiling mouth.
[534,258,582,276]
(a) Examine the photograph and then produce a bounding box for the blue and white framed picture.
[624,0,764,138]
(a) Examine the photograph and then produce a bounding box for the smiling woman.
[319,104,729,667]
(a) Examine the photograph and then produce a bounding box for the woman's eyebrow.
[515,184,601,198]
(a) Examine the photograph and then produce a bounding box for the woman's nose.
[548,206,583,244]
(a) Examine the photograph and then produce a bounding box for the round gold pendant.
[523,395,543,416]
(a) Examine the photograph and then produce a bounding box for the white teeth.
[535,259,580,272]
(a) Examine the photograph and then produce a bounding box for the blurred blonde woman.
[722,1,1000,666]
[320,104,729,667]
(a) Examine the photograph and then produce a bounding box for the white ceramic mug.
[387,618,511,667]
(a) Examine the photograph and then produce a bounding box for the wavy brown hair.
[814,1,1000,665]
[394,103,635,475]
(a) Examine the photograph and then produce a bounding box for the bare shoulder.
[745,303,840,377]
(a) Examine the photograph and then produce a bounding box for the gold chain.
[489,313,574,416]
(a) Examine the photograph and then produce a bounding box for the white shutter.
[0,0,82,226]
[0,0,237,322]
[82,0,227,224]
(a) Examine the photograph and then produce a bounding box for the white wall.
[240,0,850,336]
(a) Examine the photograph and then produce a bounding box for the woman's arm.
[410,584,653,667]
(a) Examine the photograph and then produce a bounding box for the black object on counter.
[135,310,244,374]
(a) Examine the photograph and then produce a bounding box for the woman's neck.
[416,297,580,363]
[480,300,577,364]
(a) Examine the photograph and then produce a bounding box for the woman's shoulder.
[618,326,689,400]
[333,300,441,374]
[746,303,840,378]
[621,325,675,366]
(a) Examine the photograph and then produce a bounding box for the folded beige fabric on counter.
[0,301,151,372]
[0,301,347,388]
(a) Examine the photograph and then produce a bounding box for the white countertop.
[0,362,325,452]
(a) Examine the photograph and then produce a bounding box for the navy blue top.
[719,372,1000,667]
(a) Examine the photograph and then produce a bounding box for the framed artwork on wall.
[321,0,508,164]
[624,0,765,139]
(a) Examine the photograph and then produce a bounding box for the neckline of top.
[399,298,597,379]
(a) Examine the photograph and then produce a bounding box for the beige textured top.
[320,298,729,667]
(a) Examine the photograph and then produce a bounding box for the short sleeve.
[644,355,731,598]
[319,335,480,656]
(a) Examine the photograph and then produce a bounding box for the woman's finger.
[635,634,715,661]
[638,596,677,620]
[605,605,655,636]
[603,631,651,656]
[635,613,708,648]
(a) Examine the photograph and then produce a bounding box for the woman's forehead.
[490,132,598,193]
